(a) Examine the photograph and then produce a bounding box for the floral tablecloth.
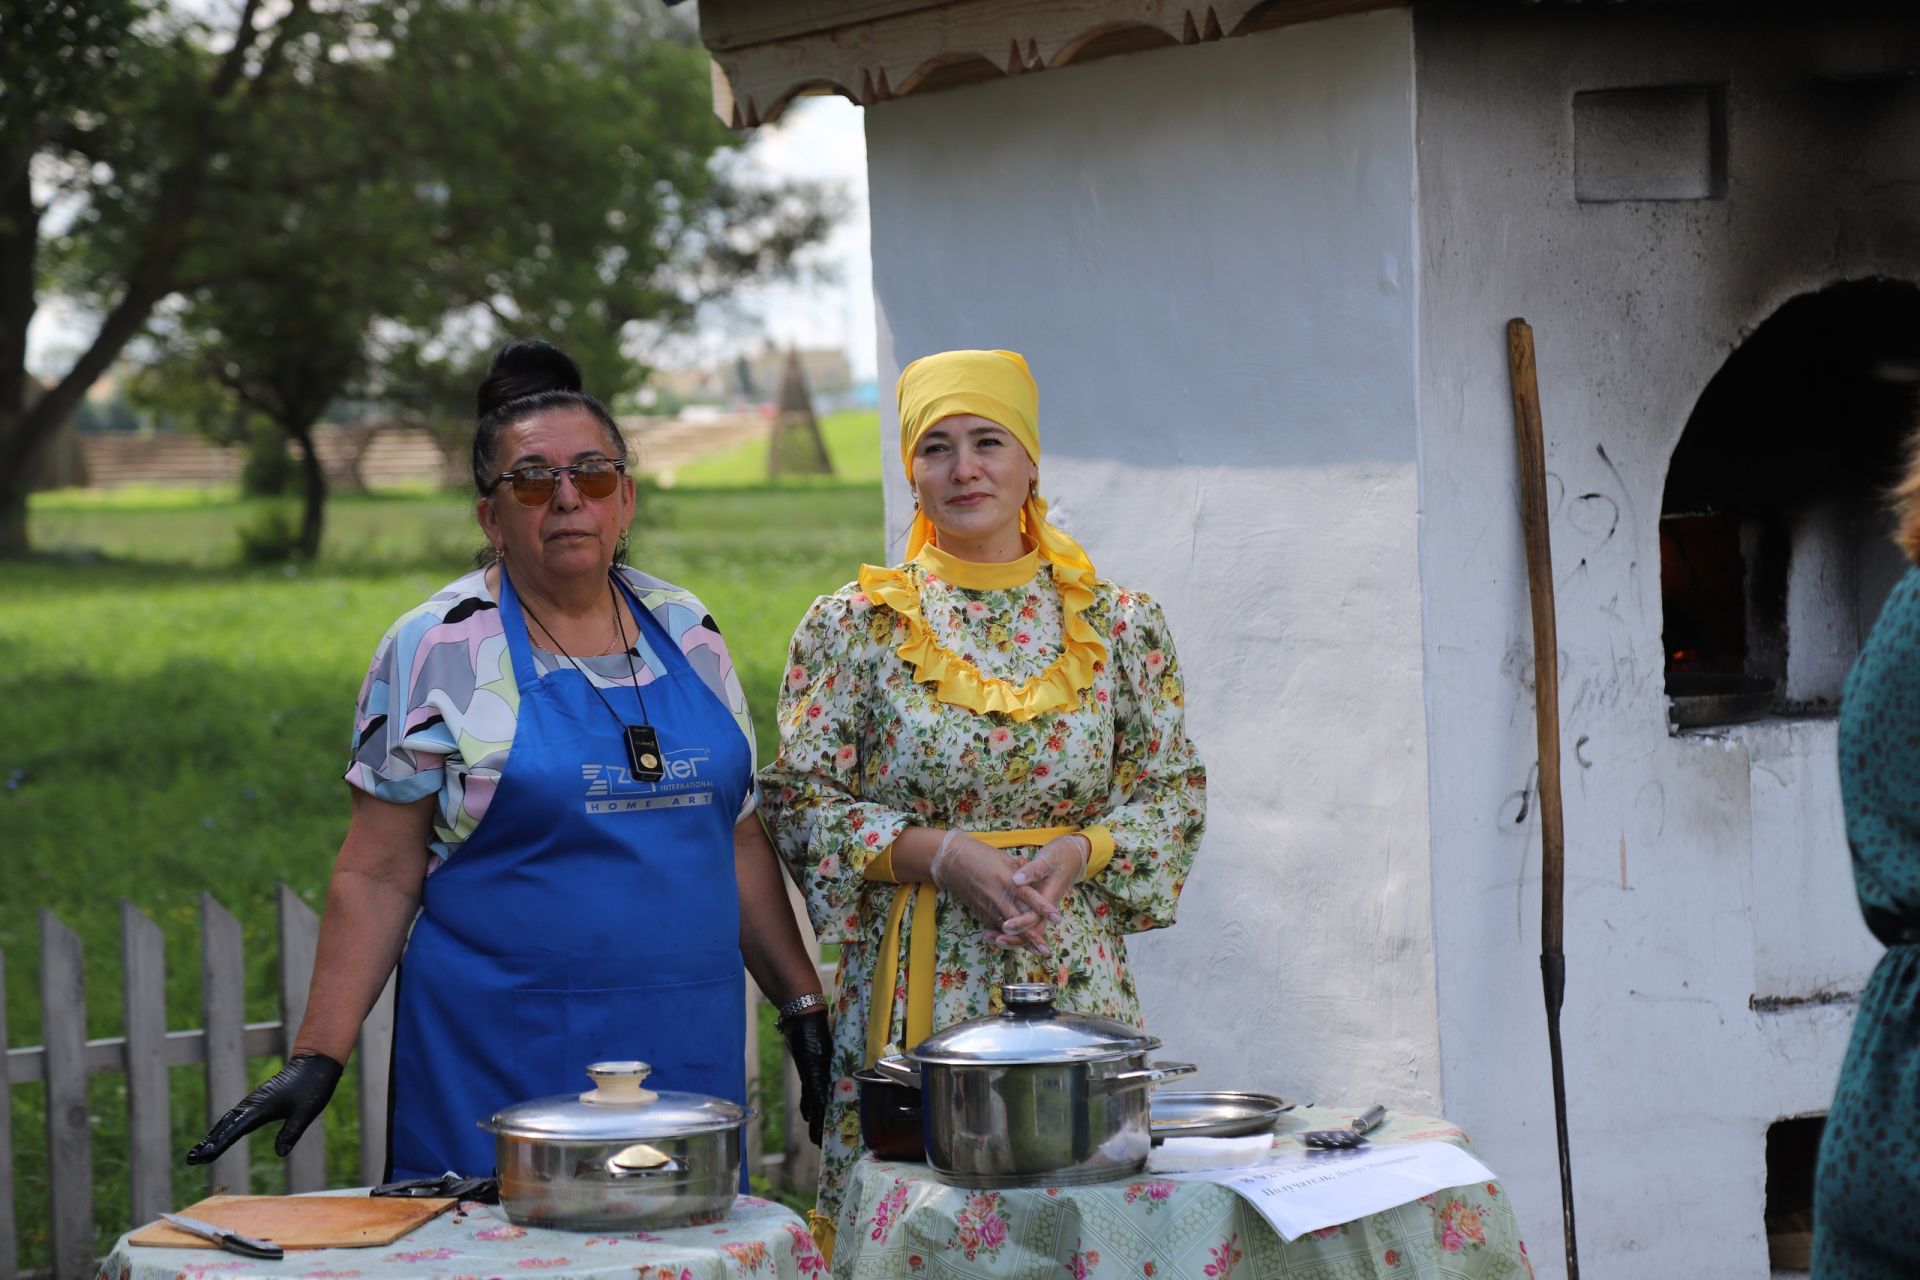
[833,1108,1532,1280]
[99,1192,827,1280]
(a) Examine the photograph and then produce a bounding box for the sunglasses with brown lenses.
[490,458,627,506]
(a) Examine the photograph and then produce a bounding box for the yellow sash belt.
[863,826,1113,1067]
[808,1212,837,1264]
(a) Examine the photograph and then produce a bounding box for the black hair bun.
[477,340,583,417]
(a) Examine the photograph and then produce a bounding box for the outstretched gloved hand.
[187,1051,344,1164]
[931,832,1052,956]
[779,1011,833,1146]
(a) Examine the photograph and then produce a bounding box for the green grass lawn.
[2,422,880,1263]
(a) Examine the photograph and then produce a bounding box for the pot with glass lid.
[480,1061,751,1230]
[870,982,1195,1187]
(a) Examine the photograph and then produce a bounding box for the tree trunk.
[288,421,328,559]
[334,422,378,496]
[0,161,206,478]
[0,171,202,557]
[0,470,27,558]
[0,156,41,559]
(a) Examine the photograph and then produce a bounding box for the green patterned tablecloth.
[99,1192,826,1280]
[833,1108,1532,1280]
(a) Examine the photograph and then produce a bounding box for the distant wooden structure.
[52,418,774,493]
[766,348,834,478]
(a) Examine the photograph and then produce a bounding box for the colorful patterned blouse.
[346,566,757,867]
[760,543,1207,1225]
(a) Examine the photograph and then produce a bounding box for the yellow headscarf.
[855,348,1105,722]
[894,348,1095,578]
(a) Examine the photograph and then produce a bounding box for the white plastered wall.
[863,11,1441,1110]
[1413,9,1920,1277]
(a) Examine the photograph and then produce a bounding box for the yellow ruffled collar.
[913,540,1041,591]
[856,541,1107,723]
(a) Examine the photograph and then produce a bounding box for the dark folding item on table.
[371,1171,500,1203]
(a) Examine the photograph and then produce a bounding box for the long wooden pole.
[1506,317,1579,1279]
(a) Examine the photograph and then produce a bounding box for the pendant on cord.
[626,725,665,782]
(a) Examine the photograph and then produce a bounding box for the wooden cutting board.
[128,1195,458,1250]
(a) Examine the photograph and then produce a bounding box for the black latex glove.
[186,1051,344,1164]
[779,1011,832,1147]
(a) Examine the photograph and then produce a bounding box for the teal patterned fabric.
[834,1109,1532,1280]
[1816,567,1920,1277]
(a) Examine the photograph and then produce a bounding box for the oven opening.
[1765,1115,1823,1273]
[1661,278,1920,729]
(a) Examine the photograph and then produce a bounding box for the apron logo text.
[581,749,716,815]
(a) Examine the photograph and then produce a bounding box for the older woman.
[1813,452,1920,1276]
[188,340,831,1180]
[761,348,1207,1254]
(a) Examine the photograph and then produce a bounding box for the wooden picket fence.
[2,888,826,1280]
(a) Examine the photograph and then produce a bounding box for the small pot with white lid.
[481,1061,751,1230]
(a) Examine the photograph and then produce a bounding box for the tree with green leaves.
[3,0,834,558]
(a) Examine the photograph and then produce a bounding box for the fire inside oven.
[1660,510,1786,725]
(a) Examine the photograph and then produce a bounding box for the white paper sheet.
[1148,1133,1275,1173]
[1162,1141,1497,1242]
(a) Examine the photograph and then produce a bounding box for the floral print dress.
[759,544,1208,1235]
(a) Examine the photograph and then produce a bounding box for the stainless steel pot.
[873,983,1194,1188]
[480,1061,751,1231]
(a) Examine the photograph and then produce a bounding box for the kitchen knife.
[1301,1104,1389,1150]
[157,1212,285,1260]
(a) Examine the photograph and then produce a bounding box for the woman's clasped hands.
[929,830,1087,956]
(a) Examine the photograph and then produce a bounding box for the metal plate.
[1149,1091,1291,1141]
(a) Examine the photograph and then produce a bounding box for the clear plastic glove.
[1000,836,1089,938]
[931,834,1052,957]
[779,1010,833,1146]
[186,1051,344,1163]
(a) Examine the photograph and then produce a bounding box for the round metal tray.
[1149,1091,1291,1142]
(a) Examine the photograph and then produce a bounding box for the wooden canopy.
[691,0,1398,127]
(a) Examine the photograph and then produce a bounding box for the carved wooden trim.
[700,0,1402,127]
[699,1,953,53]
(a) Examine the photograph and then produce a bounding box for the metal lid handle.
[869,1056,922,1089]
[1001,982,1057,1016]
[1103,1061,1198,1090]
[582,1061,660,1106]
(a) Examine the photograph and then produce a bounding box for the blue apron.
[387,569,751,1180]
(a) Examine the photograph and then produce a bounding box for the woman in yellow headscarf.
[760,350,1208,1254]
